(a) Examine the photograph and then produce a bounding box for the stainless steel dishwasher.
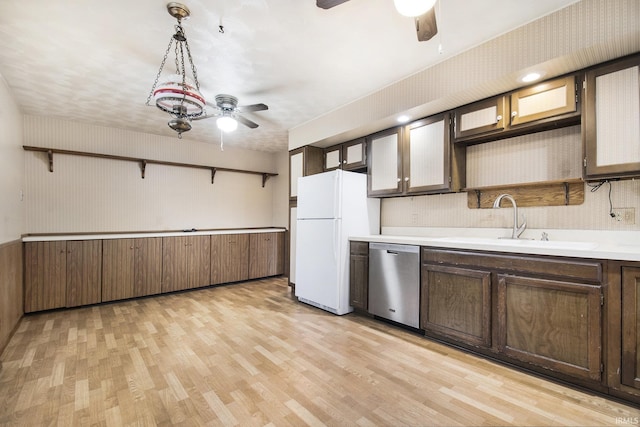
[368,243,420,328]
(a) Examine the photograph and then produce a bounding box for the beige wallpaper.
[381,125,640,231]
[290,0,640,149]
[0,74,24,244]
[23,116,285,234]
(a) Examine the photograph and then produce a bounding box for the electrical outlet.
[612,208,635,224]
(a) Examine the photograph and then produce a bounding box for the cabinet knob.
[397,178,401,182]
[496,115,502,121]
[342,160,347,164]
[130,246,134,250]
[511,111,518,117]
[404,177,409,182]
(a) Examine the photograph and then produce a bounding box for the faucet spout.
[493,194,526,239]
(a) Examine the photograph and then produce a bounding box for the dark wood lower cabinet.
[211,234,249,284]
[621,266,640,390]
[497,274,602,382]
[349,241,369,310]
[162,235,211,293]
[249,232,284,279]
[102,238,162,302]
[65,240,102,307]
[420,248,605,387]
[24,241,67,312]
[421,264,492,348]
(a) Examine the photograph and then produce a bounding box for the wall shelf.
[463,178,585,209]
[23,146,278,187]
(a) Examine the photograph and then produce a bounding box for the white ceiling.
[0,0,581,153]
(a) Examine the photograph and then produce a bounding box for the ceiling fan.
[316,0,438,42]
[192,94,269,132]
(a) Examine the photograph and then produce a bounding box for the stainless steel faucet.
[493,194,526,239]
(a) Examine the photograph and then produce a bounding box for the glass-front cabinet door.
[404,113,451,194]
[584,54,640,180]
[367,127,403,197]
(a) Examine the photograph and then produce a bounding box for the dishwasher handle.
[370,242,420,254]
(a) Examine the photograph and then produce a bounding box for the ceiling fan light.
[217,116,238,132]
[394,0,436,17]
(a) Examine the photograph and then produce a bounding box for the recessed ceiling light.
[397,115,410,123]
[520,72,543,83]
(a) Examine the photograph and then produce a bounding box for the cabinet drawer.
[350,241,369,256]
[422,248,603,283]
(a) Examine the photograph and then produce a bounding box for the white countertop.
[350,227,640,262]
[22,228,285,242]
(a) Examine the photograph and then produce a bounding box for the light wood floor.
[1,277,639,426]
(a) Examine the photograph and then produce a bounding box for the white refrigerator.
[295,169,380,315]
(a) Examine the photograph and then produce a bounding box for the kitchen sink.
[432,236,598,251]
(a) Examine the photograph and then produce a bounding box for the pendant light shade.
[393,0,436,17]
[217,115,238,133]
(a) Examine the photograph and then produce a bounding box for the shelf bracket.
[140,160,147,179]
[211,168,217,184]
[475,190,482,209]
[47,150,54,173]
[262,173,270,188]
[564,182,570,205]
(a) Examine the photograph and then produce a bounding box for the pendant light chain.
[145,36,175,106]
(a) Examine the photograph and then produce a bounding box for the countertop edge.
[23,228,286,242]
[349,234,640,262]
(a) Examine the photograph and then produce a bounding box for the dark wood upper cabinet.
[289,146,324,200]
[454,74,580,145]
[368,113,464,197]
[454,96,506,141]
[583,53,640,180]
[324,138,367,171]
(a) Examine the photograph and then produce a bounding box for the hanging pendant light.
[394,0,437,17]
[146,3,205,139]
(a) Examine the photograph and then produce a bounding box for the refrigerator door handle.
[333,219,339,262]
[333,171,340,219]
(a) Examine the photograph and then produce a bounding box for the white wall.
[23,116,284,234]
[0,74,24,243]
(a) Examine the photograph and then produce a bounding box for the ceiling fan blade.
[237,103,268,113]
[316,0,350,9]
[415,7,437,42]
[236,115,259,129]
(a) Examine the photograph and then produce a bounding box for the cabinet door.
[249,232,284,279]
[349,241,369,310]
[187,235,211,289]
[102,239,135,302]
[584,55,640,179]
[162,236,190,292]
[290,150,304,199]
[404,113,451,194]
[367,127,403,196]
[621,267,640,390]
[134,237,162,297]
[24,241,67,312]
[454,96,506,141]
[289,146,324,200]
[289,206,297,286]
[497,274,602,382]
[323,145,342,171]
[343,138,366,170]
[510,75,577,127]
[211,234,249,285]
[66,240,102,307]
[421,264,491,348]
